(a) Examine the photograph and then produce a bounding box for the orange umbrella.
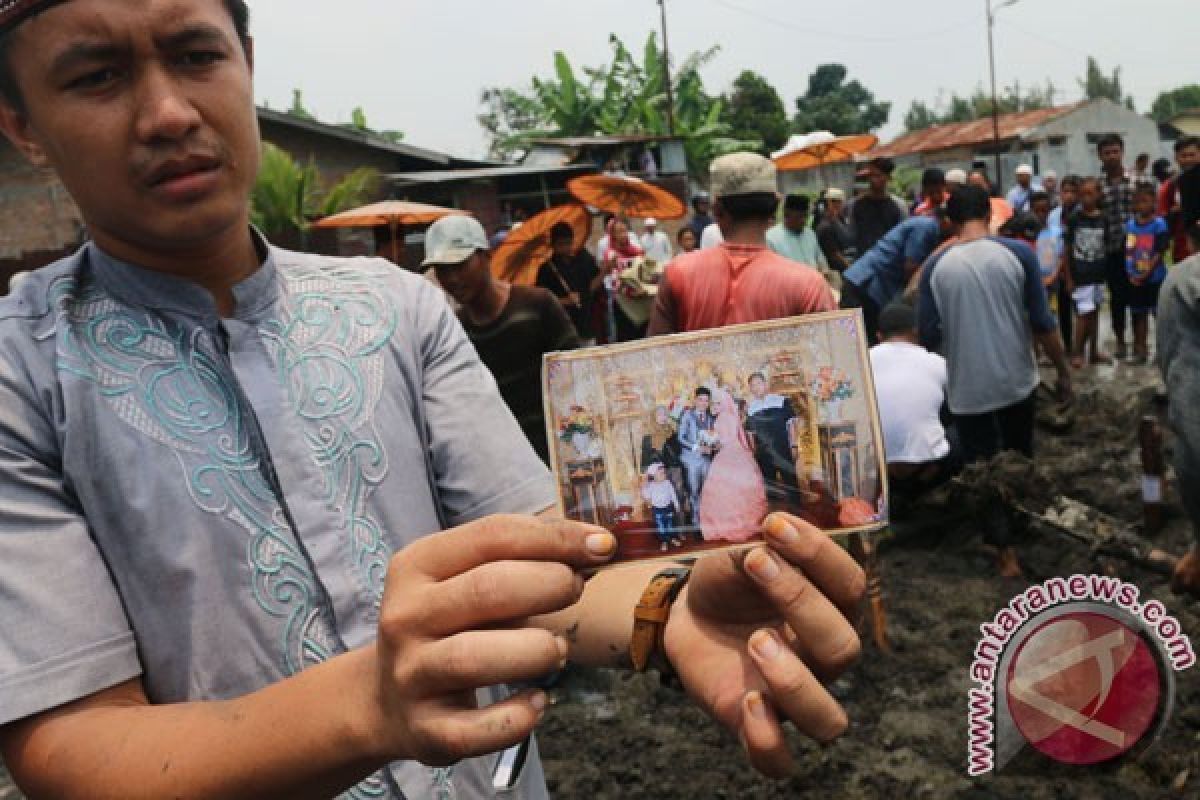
[491,204,593,286]
[989,197,1014,234]
[566,175,685,220]
[773,133,879,172]
[313,200,468,263]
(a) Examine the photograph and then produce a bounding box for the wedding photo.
[543,310,889,565]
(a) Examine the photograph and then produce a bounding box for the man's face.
[749,376,767,398]
[551,235,573,260]
[1016,173,1031,189]
[1134,192,1155,218]
[1080,182,1101,210]
[827,198,844,217]
[1031,198,1051,225]
[1178,145,1200,172]
[1099,143,1125,172]
[968,173,990,191]
[1060,184,1078,208]
[1043,176,1058,193]
[434,251,490,307]
[924,184,946,206]
[866,166,889,194]
[694,393,710,413]
[783,208,807,232]
[694,198,710,216]
[0,0,260,263]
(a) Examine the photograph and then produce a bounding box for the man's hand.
[1172,544,1200,596]
[662,513,865,778]
[369,515,616,766]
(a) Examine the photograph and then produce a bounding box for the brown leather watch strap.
[631,567,692,672]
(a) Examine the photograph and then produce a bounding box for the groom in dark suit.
[678,387,716,532]
[745,373,799,505]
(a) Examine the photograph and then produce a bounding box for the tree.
[721,70,790,155]
[477,34,756,173]
[251,142,379,242]
[792,64,890,135]
[902,81,1058,133]
[1079,57,1133,109]
[1151,85,1200,123]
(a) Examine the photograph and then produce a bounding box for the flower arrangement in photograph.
[811,367,855,404]
[558,406,596,441]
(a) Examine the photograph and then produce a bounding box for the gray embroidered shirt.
[0,239,558,800]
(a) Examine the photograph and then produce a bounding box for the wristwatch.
[630,566,692,674]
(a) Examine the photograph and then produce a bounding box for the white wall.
[1029,99,1162,179]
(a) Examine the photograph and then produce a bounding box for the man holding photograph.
[0,2,864,798]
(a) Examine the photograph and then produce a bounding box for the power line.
[705,0,977,44]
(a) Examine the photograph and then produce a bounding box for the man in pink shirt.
[648,153,836,335]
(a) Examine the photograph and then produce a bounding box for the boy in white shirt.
[642,463,683,551]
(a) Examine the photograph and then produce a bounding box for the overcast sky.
[249,0,1197,160]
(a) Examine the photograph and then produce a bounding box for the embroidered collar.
[88,228,279,320]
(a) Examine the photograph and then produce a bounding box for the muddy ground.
[2,364,1197,800]
[536,361,1200,799]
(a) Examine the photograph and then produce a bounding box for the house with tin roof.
[781,99,1164,197]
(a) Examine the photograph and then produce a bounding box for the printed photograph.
[543,310,888,565]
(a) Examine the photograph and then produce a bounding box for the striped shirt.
[1100,171,1155,253]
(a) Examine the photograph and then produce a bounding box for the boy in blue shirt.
[1126,184,1171,364]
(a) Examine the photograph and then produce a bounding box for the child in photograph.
[1125,184,1171,365]
[1064,177,1111,367]
[699,389,769,543]
[641,463,683,551]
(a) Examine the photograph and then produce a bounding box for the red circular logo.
[1006,612,1162,765]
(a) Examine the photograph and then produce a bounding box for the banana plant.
[251,142,380,242]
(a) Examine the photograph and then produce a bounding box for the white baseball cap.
[422,215,487,267]
[1044,170,1058,180]
[1016,164,1034,176]
[945,168,968,185]
[710,152,778,198]
[644,217,658,227]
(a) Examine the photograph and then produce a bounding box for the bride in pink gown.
[699,388,768,542]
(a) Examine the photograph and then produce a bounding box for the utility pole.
[658,0,675,135]
[986,0,1019,194]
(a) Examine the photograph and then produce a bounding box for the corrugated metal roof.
[256,107,497,168]
[386,163,598,184]
[872,104,1082,158]
[527,135,685,147]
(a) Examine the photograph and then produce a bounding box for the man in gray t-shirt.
[0,2,865,797]
[918,186,1071,576]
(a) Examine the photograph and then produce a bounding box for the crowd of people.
[441,135,1200,581]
